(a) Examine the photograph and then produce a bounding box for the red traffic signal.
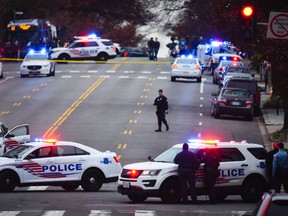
[241,6,254,17]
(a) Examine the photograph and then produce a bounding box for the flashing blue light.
[35,138,43,142]
[40,48,46,54]
[211,41,222,47]
[222,56,227,60]
[28,49,35,54]
[88,33,97,38]
[180,54,186,58]
[187,54,193,58]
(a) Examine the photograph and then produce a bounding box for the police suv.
[50,35,117,62]
[118,140,268,203]
[0,139,121,192]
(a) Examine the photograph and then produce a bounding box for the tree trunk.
[283,97,288,130]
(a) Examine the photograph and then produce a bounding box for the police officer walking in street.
[272,142,288,193]
[153,89,169,132]
[174,143,199,204]
[266,142,279,188]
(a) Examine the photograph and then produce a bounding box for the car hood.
[123,161,177,170]
[21,60,50,66]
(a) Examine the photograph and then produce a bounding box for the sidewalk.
[256,75,285,149]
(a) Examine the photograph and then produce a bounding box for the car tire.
[210,104,214,116]
[0,72,3,79]
[171,76,176,82]
[0,170,18,192]
[127,193,147,203]
[160,179,181,203]
[61,183,79,191]
[96,53,108,62]
[58,54,70,64]
[81,169,104,192]
[214,107,220,119]
[241,178,265,203]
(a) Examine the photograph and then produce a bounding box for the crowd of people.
[147,37,160,61]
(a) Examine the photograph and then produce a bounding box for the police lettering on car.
[42,164,82,172]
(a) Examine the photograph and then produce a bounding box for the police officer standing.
[174,143,199,204]
[272,142,288,192]
[153,89,169,132]
[202,148,221,204]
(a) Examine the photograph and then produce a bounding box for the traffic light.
[240,5,256,41]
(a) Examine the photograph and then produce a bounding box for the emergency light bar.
[35,138,57,144]
[188,139,219,145]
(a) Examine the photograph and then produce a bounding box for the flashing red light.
[241,6,254,17]
[233,57,238,61]
[128,170,142,178]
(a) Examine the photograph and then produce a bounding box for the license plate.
[182,65,190,68]
[183,71,189,74]
[123,181,130,188]
[232,101,240,106]
[29,71,40,74]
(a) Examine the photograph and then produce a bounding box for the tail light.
[245,101,253,106]
[218,67,223,72]
[172,64,177,69]
[113,156,120,163]
[218,99,227,104]
[195,65,201,70]
[255,92,261,101]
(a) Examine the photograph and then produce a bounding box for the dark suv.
[223,77,262,116]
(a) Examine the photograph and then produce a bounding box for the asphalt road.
[0,57,264,215]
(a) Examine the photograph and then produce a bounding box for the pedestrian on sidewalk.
[147,37,155,60]
[153,89,169,132]
[272,142,288,192]
[174,143,199,204]
[154,37,160,61]
[266,142,279,188]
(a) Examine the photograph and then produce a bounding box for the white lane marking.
[100,75,110,78]
[70,70,80,73]
[42,211,65,216]
[200,78,206,93]
[61,76,72,78]
[26,186,49,191]
[0,211,21,216]
[199,122,202,126]
[200,104,203,107]
[119,76,130,78]
[138,76,147,79]
[160,71,170,74]
[88,70,98,73]
[135,210,156,216]
[0,77,14,83]
[142,71,151,74]
[55,70,62,73]
[106,71,115,73]
[89,210,112,216]
[200,113,203,116]
[157,77,167,79]
[80,75,91,78]
[200,97,204,100]
[124,71,134,73]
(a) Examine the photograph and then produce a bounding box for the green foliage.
[262,96,283,109]
[271,129,288,143]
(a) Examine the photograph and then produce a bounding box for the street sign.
[267,12,288,39]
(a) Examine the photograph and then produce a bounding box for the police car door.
[54,145,88,181]
[22,146,56,183]
[3,124,30,153]
[69,42,86,59]
[216,148,248,187]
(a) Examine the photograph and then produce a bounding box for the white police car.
[50,34,117,62]
[0,139,121,192]
[20,50,56,78]
[118,140,268,203]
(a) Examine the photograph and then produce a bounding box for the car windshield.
[176,58,197,65]
[154,146,198,163]
[25,54,48,60]
[266,199,288,215]
[2,145,34,159]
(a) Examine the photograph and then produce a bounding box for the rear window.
[219,148,245,162]
[222,89,248,97]
[176,58,197,64]
[225,80,257,94]
[247,147,267,160]
[101,40,113,46]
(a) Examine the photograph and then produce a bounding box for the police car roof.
[173,141,264,149]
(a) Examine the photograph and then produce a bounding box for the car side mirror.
[148,155,154,161]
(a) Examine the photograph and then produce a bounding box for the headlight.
[141,170,161,176]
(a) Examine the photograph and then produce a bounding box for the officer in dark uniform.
[272,142,288,193]
[153,89,169,132]
[265,142,279,188]
[174,143,199,204]
[202,148,221,204]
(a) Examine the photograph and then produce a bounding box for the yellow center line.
[43,77,106,138]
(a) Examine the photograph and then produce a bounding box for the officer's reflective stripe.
[43,211,65,216]
[42,164,82,172]
[0,211,21,216]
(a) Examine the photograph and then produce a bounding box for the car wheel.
[210,104,215,116]
[0,72,3,79]
[171,76,176,82]
[160,179,181,203]
[214,106,220,119]
[127,193,147,203]
[241,178,265,203]
[58,54,70,64]
[61,183,79,191]
[81,169,104,192]
[0,170,18,192]
[96,53,108,62]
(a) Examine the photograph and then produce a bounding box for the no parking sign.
[267,12,288,39]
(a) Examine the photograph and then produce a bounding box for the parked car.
[120,47,148,57]
[251,190,288,216]
[222,77,262,116]
[210,87,254,121]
